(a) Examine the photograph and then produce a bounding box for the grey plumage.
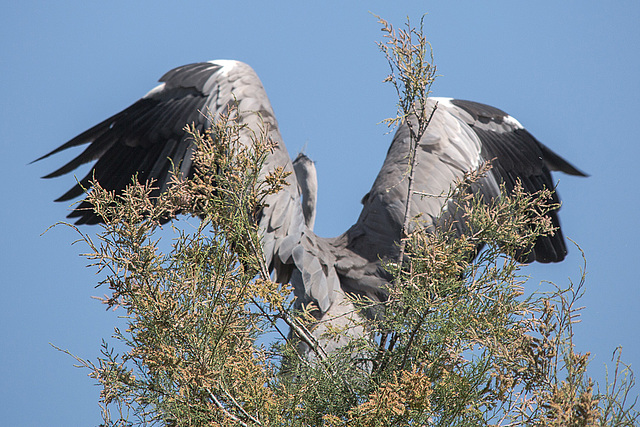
[38,61,586,352]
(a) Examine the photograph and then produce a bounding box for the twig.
[222,387,264,426]
[206,388,248,427]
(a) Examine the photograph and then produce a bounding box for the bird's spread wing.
[37,61,338,305]
[38,61,288,223]
[336,97,586,300]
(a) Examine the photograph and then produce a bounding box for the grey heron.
[37,60,586,353]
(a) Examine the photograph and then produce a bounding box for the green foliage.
[57,15,638,427]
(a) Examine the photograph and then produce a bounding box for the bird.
[37,60,586,354]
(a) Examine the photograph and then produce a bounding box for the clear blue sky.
[2,1,638,425]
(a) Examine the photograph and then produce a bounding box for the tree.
[57,16,637,427]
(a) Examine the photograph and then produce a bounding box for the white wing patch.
[208,59,240,76]
[142,83,166,99]
[503,114,524,129]
[430,96,454,107]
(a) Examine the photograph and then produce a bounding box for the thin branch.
[221,387,264,426]
[206,388,248,427]
[396,102,438,267]
[375,14,439,277]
